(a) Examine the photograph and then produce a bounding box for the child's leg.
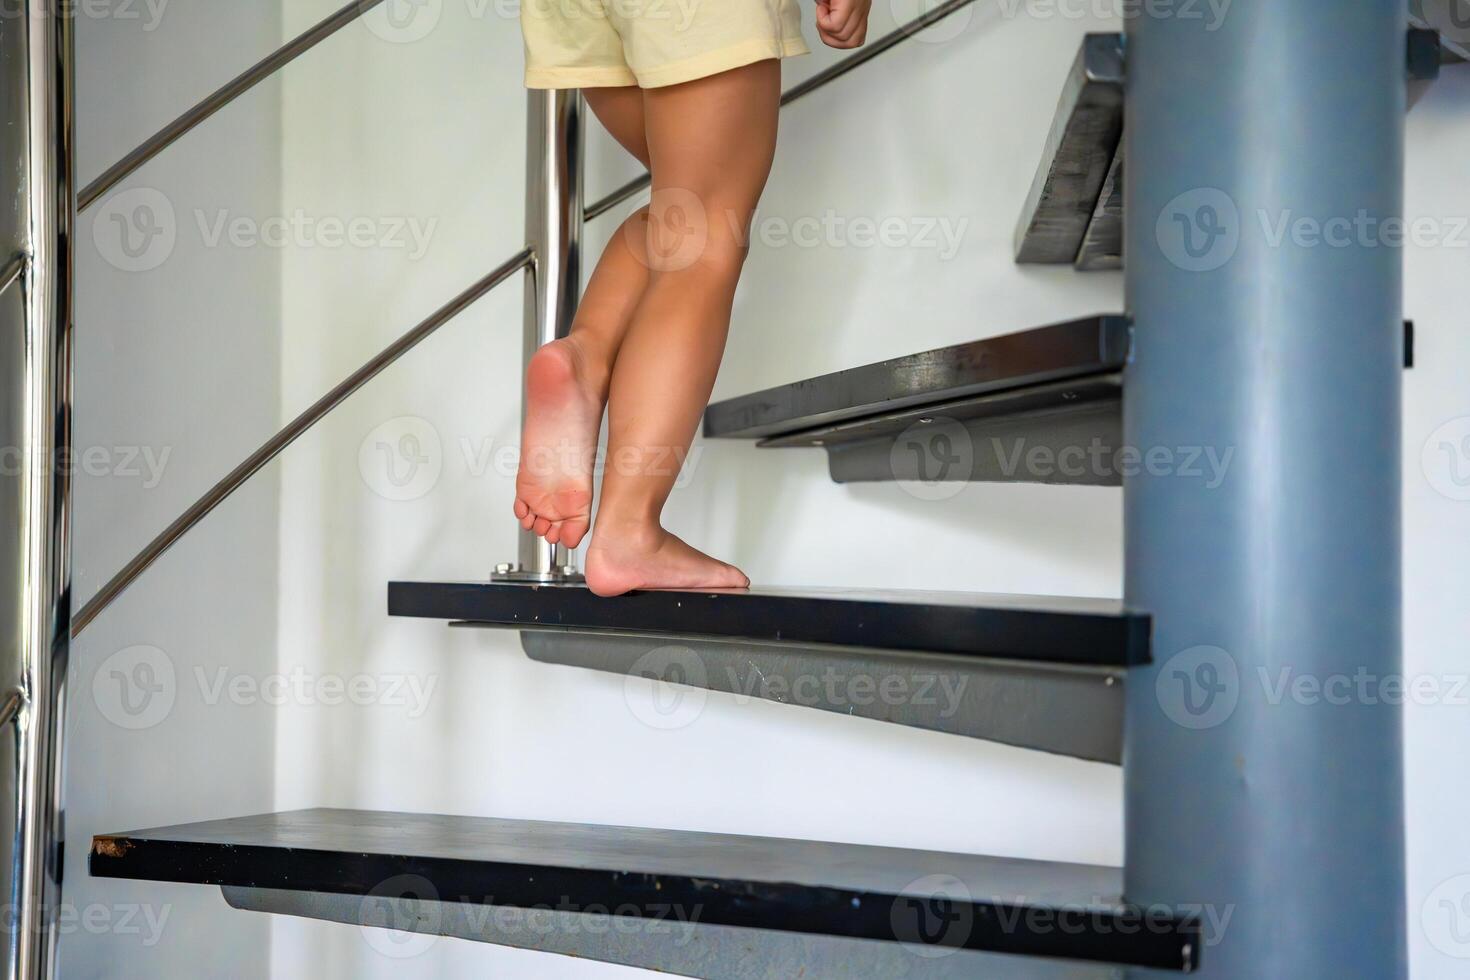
[514,87,650,549]
[585,60,781,596]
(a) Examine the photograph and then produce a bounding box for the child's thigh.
[641,60,782,207]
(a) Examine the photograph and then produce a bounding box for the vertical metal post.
[1124,2,1404,977]
[496,88,585,583]
[1,2,73,978]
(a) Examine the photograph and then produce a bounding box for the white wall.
[1403,65,1470,980]
[65,2,282,977]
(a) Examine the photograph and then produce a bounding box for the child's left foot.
[514,338,604,548]
[584,521,750,597]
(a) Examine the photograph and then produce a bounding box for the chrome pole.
[1,2,73,977]
[496,89,585,583]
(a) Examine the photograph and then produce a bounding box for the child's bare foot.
[514,338,605,548]
[585,521,750,597]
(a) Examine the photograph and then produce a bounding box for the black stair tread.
[388,581,1150,667]
[91,808,1198,971]
[703,314,1129,441]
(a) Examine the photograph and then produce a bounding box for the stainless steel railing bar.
[0,690,26,731]
[78,0,387,212]
[583,0,984,222]
[0,253,26,298]
[71,246,534,636]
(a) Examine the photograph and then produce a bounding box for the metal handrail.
[71,247,533,636]
[0,253,25,297]
[584,0,984,221]
[78,0,385,211]
[0,690,26,731]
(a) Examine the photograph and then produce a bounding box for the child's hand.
[816,0,871,49]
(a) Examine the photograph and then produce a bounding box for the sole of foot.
[513,338,603,549]
[585,525,750,597]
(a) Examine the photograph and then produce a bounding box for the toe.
[532,516,553,537]
[545,523,562,545]
[559,519,590,550]
[519,511,537,530]
[513,498,530,520]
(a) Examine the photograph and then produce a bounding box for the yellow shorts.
[521,0,809,90]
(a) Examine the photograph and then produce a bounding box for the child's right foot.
[585,522,750,597]
[514,338,604,549]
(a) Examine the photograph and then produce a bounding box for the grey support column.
[498,89,585,582]
[1124,2,1405,977]
[1,2,74,978]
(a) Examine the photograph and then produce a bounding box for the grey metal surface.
[505,89,585,582]
[77,0,386,211]
[517,628,1125,763]
[1075,151,1123,272]
[98,808,1199,968]
[744,369,1122,486]
[1013,34,1125,265]
[583,0,987,222]
[1124,2,1406,977]
[706,315,1129,440]
[398,581,1149,667]
[813,392,1121,487]
[1,4,73,977]
[71,248,532,636]
[1407,25,1445,108]
[222,887,1125,980]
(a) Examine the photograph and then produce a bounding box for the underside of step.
[390,581,1146,763]
[704,314,1129,487]
[91,808,1201,975]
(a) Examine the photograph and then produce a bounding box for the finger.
[816,0,850,31]
[832,10,865,41]
[836,0,866,32]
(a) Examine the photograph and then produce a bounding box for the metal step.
[1012,35,1124,267]
[389,581,1148,668]
[1016,30,1444,269]
[705,315,1129,487]
[90,809,1200,975]
[392,581,1144,762]
[704,316,1414,487]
